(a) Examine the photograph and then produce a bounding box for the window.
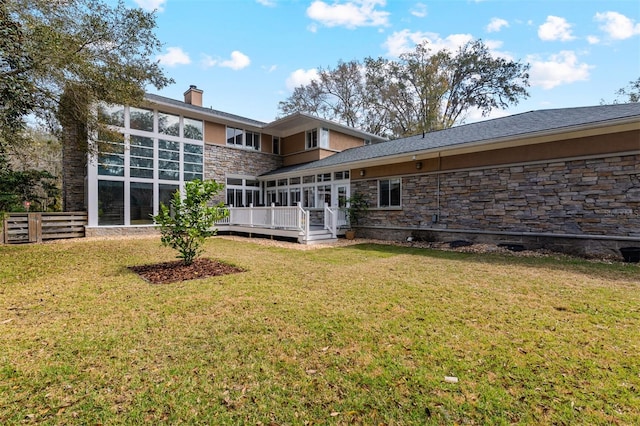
[183,143,203,181]
[98,181,124,225]
[277,189,288,206]
[130,136,154,179]
[130,182,154,225]
[159,184,178,208]
[316,185,331,207]
[272,137,280,154]
[246,131,260,150]
[129,107,153,131]
[98,103,124,127]
[317,173,331,182]
[303,186,315,208]
[158,112,180,136]
[226,127,243,145]
[320,128,329,148]
[227,127,260,150]
[289,188,301,206]
[226,177,260,207]
[306,129,318,149]
[334,170,350,180]
[97,131,125,177]
[379,178,401,207]
[183,117,203,140]
[158,139,180,181]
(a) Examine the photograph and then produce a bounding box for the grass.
[0,236,638,425]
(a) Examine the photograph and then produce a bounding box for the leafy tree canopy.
[278,40,530,139]
[1,0,172,142]
[0,0,171,212]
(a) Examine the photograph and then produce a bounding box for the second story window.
[227,126,260,150]
[306,129,318,149]
[272,136,280,154]
[246,131,260,150]
[158,111,180,136]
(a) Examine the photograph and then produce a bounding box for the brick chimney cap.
[184,85,203,95]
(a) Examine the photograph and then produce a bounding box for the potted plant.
[343,192,368,240]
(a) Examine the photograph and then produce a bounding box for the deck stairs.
[298,226,340,244]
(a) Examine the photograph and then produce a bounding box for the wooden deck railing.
[2,212,87,244]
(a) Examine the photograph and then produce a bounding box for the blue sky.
[128,0,640,125]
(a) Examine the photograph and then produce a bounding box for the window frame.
[305,128,318,150]
[226,126,261,151]
[378,178,402,208]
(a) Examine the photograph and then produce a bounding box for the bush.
[153,179,227,265]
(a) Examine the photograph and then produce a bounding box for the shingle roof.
[262,103,640,177]
[145,93,268,127]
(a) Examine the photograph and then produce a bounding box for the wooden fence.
[2,212,87,244]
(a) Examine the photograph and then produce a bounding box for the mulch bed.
[129,258,245,284]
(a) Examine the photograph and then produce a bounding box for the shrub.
[153,179,227,265]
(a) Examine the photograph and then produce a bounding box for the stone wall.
[352,154,640,257]
[60,111,87,212]
[204,143,283,204]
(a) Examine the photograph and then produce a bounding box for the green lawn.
[1,236,638,425]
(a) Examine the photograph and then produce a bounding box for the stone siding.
[60,114,87,212]
[352,154,640,257]
[204,143,283,204]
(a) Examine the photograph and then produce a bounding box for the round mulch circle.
[129,258,244,284]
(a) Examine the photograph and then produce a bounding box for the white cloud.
[307,0,390,29]
[587,35,600,45]
[486,17,508,33]
[157,47,191,66]
[410,3,427,18]
[256,0,276,6]
[594,11,640,40]
[200,54,217,68]
[528,51,593,89]
[263,64,278,73]
[133,0,166,12]
[220,51,251,70]
[286,68,319,91]
[383,30,473,57]
[538,16,575,41]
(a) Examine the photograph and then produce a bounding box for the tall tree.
[279,40,530,139]
[1,0,171,140]
[0,0,171,211]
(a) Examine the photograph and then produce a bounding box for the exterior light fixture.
[360,169,365,176]
[416,161,422,169]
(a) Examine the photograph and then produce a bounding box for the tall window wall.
[91,104,204,226]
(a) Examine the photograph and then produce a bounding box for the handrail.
[323,203,337,238]
[223,204,304,231]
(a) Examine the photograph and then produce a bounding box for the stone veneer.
[60,113,87,212]
[353,154,640,258]
[204,143,283,204]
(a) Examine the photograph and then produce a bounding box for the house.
[62,86,640,258]
[61,86,384,240]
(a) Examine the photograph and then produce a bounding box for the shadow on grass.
[342,243,640,282]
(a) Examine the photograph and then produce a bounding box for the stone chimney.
[183,85,203,107]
